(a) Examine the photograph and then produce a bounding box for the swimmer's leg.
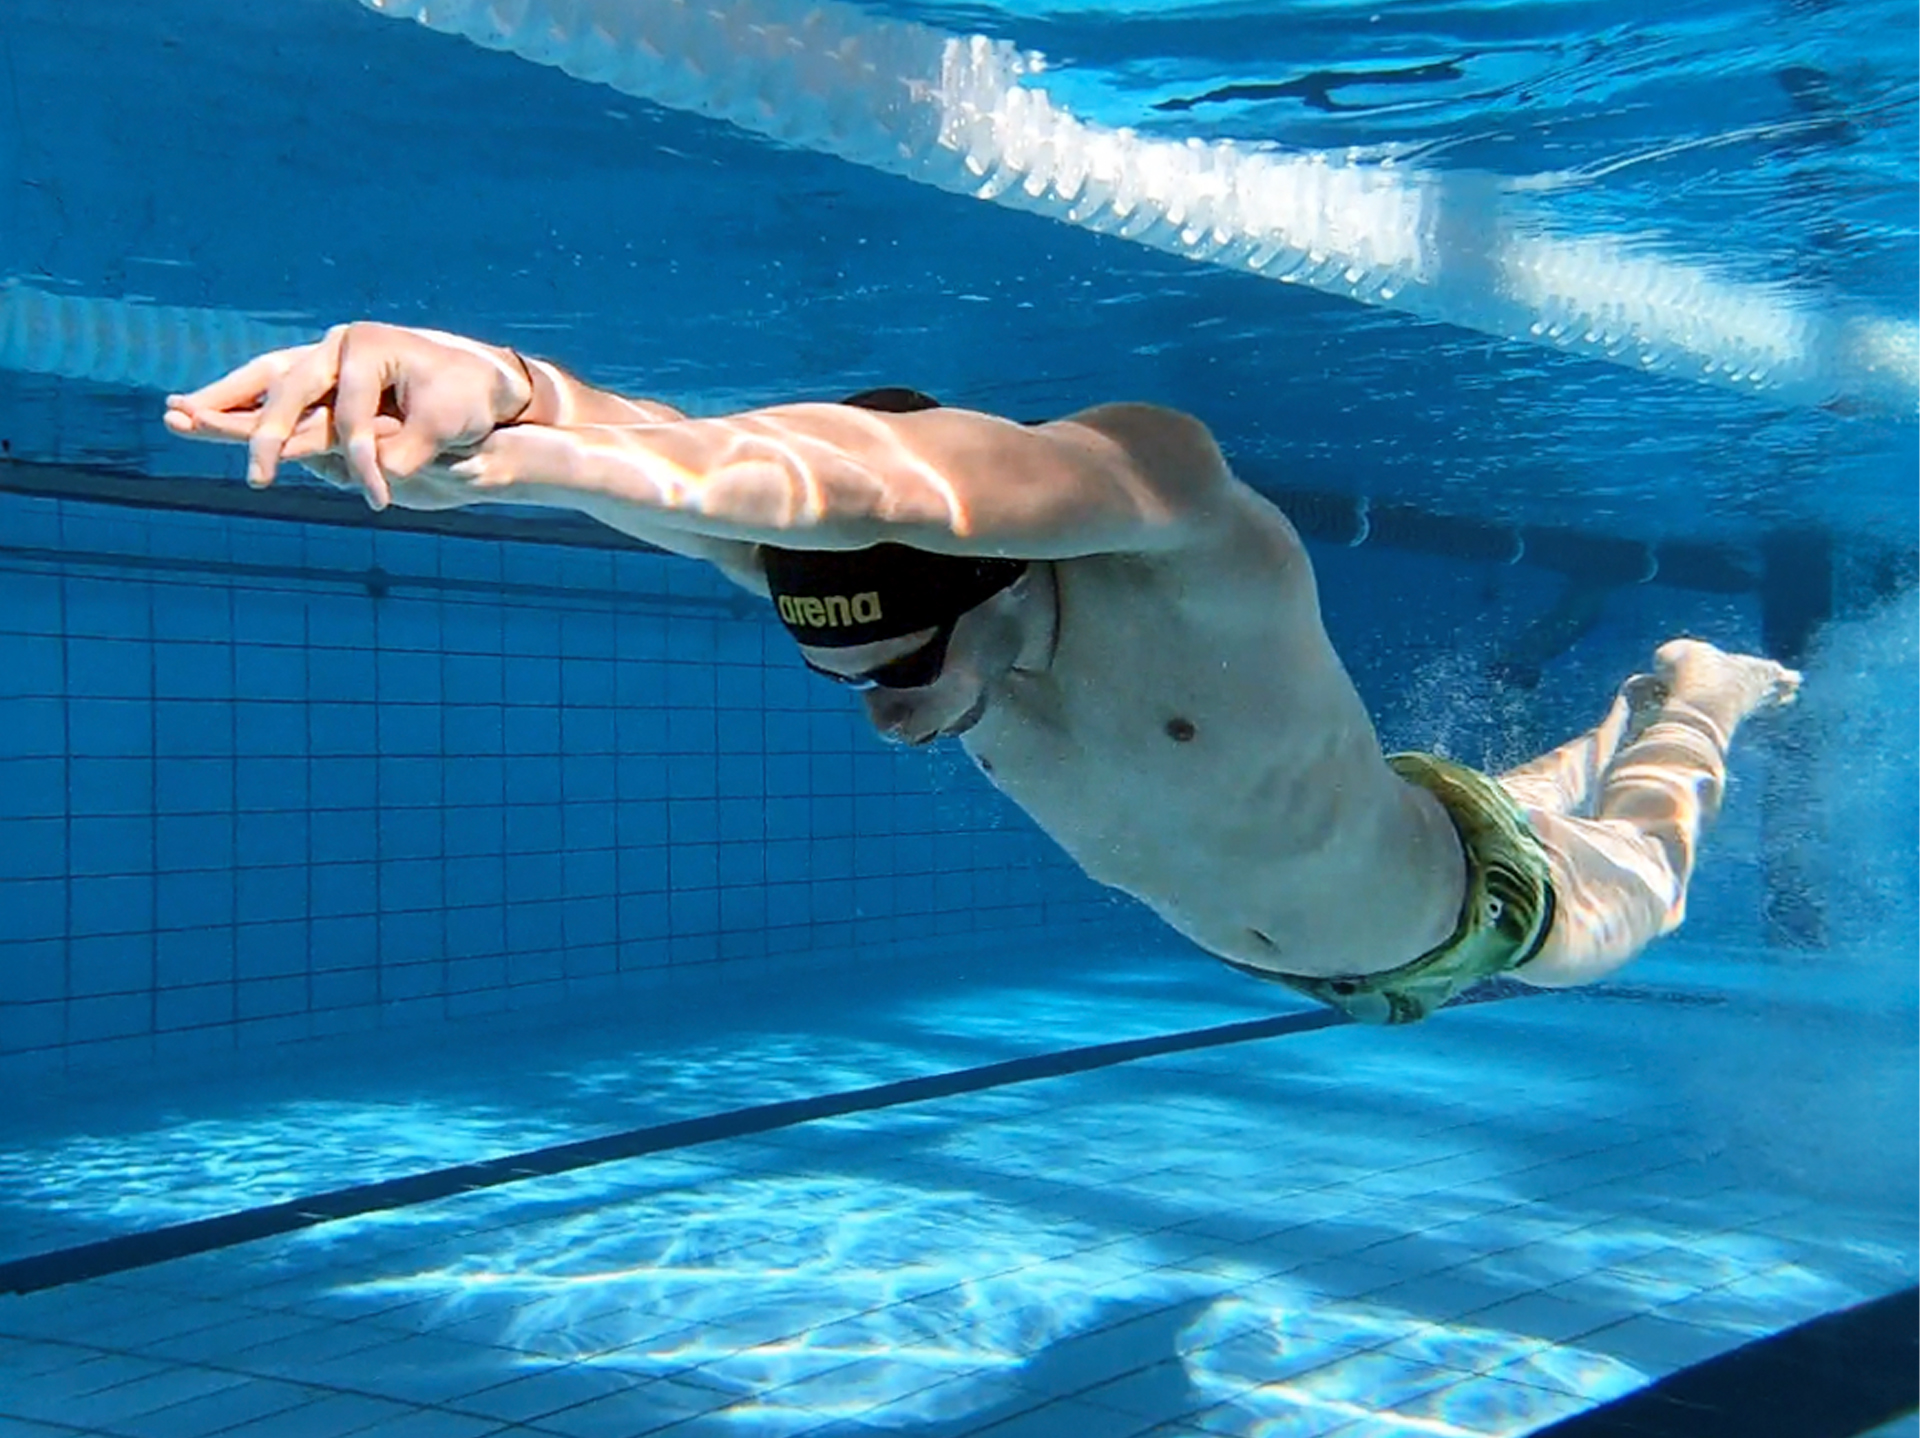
[1496,672,1667,817]
[1510,639,1802,988]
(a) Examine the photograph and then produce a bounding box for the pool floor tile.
[2,945,1910,1438]
[1077,1359,1213,1424]
[531,1377,737,1437]
[447,1363,651,1423]
[1374,1370,1592,1437]
[206,1392,423,1438]
[966,1396,1164,1438]
[348,1411,512,1438]
[99,1377,320,1438]
[0,1354,179,1420]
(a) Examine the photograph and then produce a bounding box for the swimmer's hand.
[163,321,534,511]
[296,448,480,512]
[445,424,579,492]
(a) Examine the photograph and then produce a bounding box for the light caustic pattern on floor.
[0,944,1911,1438]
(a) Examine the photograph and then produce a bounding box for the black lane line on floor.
[1524,1285,1920,1438]
[0,1007,1350,1296]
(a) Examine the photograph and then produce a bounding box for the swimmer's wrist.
[498,349,561,428]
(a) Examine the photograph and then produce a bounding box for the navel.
[1165,717,1196,743]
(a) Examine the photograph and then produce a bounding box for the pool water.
[0,0,1915,1434]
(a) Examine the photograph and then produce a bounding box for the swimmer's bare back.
[166,322,1475,982]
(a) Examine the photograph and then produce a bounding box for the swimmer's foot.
[1653,638,1803,735]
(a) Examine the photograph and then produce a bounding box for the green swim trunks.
[1222,752,1557,1026]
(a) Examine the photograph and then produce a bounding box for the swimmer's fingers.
[165,344,318,433]
[295,417,411,492]
[372,339,528,479]
[273,410,336,459]
[245,327,348,490]
[194,410,399,482]
[332,327,395,511]
[285,413,402,462]
[375,401,464,483]
[164,404,276,444]
[165,405,332,456]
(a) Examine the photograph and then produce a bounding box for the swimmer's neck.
[1008,563,1060,678]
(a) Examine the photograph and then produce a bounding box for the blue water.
[0,0,1916,1434]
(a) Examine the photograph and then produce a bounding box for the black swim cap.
[760,386,1027,650]
[837,385,944,414]
[762,543,1027,649]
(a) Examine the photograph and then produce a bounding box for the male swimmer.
[165,323,1801,1025]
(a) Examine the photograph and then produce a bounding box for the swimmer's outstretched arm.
[166,320,1232,563]
[451,399,1232,560]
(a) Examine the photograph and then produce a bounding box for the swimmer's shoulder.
[1038,402,1232,511]
[1043,404,1306,571]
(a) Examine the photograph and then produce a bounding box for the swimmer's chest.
[962,554,1351,889]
